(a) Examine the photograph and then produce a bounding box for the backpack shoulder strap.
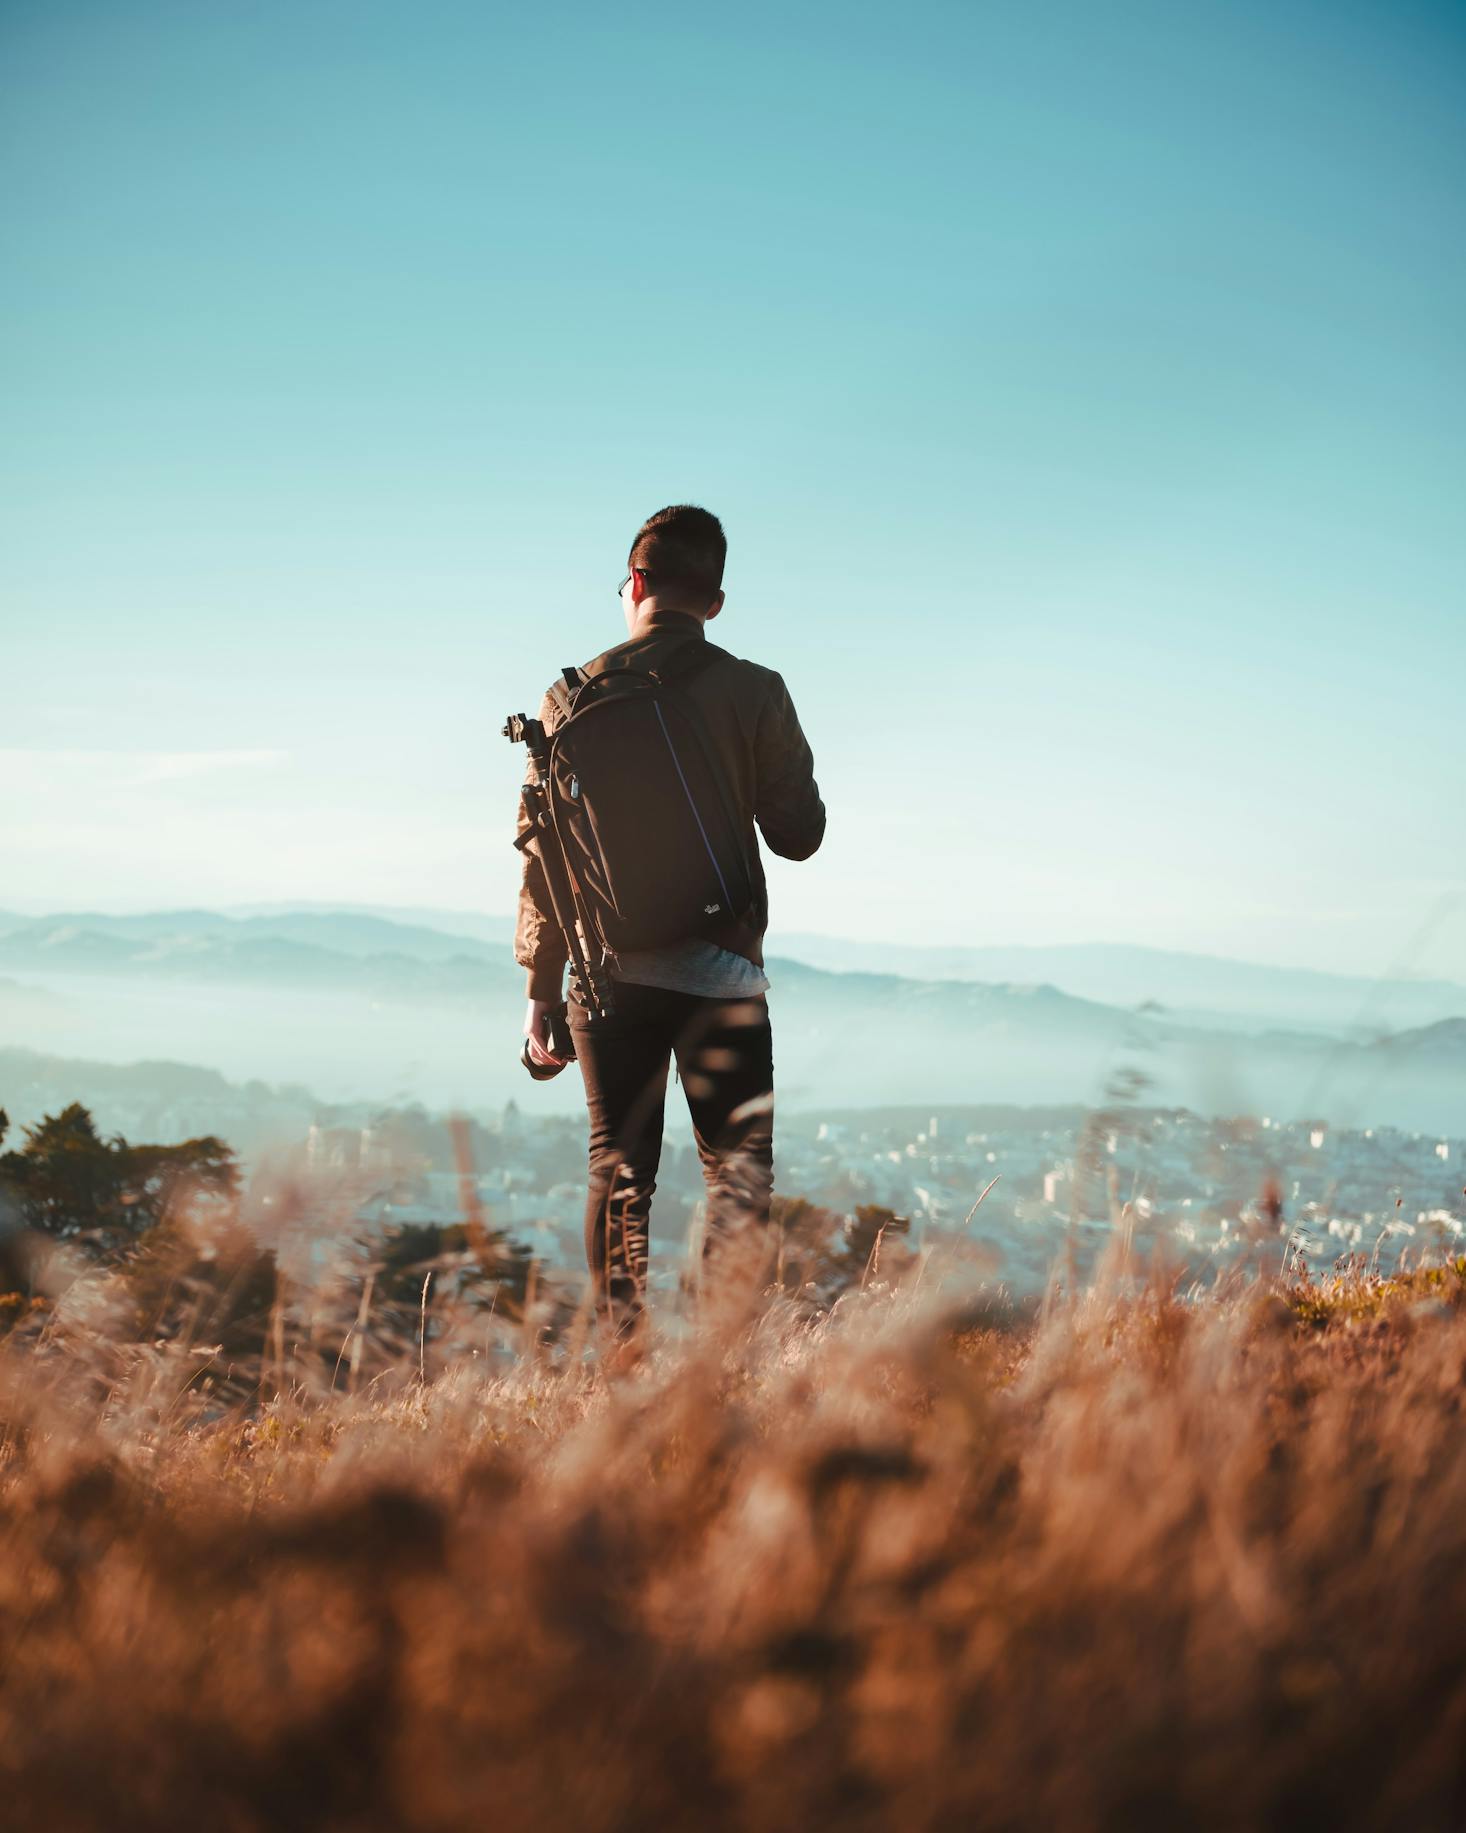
[547,640,730,724]
[649,639,733,688]
[545,663,593,726]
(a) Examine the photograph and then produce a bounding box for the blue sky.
[3,0,1463,978]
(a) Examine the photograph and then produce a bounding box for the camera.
[521,1004,575,1081]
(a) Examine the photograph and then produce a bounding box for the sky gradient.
[3,0,1463,978]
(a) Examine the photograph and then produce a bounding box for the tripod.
[504,712,617,1024]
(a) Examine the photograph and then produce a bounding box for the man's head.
[620,504,726,633]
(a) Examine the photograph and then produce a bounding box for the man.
[514,504,825,1331]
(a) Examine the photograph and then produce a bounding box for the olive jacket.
[513,609,825,1001]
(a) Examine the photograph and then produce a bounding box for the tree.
[368,1219,536,1336]
[771,1196,915,1309]
[120,1211,279,1367]
[844,1204,915,1287]
[0,1104,238,1251]
[0,1107,31,1305]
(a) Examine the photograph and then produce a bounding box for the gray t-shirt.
[612,938,770,1000]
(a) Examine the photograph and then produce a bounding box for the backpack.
[540,640,755,960]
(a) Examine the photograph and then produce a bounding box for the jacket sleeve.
[753,670,826,861]
[513,691,570,1002]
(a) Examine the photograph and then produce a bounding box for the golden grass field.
[2,1236,1465,1832]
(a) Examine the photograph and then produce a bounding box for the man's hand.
[523,997,572,1070]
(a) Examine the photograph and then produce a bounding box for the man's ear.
[629,567,651,608]
[705,591,725,622]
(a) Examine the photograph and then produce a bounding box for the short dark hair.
[628,505,726,607]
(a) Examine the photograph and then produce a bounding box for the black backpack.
[541,640,755,959]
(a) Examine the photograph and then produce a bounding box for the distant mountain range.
[770,936,1466,1035]
[5,904,1462,1031]
[0,1045,338,1161]
[224,902,517,949]
[0,907,509,970]
[1,907,1463,1132]
[0,911,515,999]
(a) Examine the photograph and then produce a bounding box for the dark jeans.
[567,981,775,1328]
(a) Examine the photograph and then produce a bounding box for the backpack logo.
[704,902,722,915]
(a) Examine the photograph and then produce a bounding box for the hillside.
[2,1252,1464,1830]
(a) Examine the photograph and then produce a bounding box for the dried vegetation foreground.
[3,1255,1466,1832]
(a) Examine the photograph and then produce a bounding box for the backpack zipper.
[652,702,734,912]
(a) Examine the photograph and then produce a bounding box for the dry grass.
[2,1244,1466,1831]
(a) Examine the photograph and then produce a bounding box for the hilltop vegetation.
[0,1105,548,1384]
[1,1131,1464,1829]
